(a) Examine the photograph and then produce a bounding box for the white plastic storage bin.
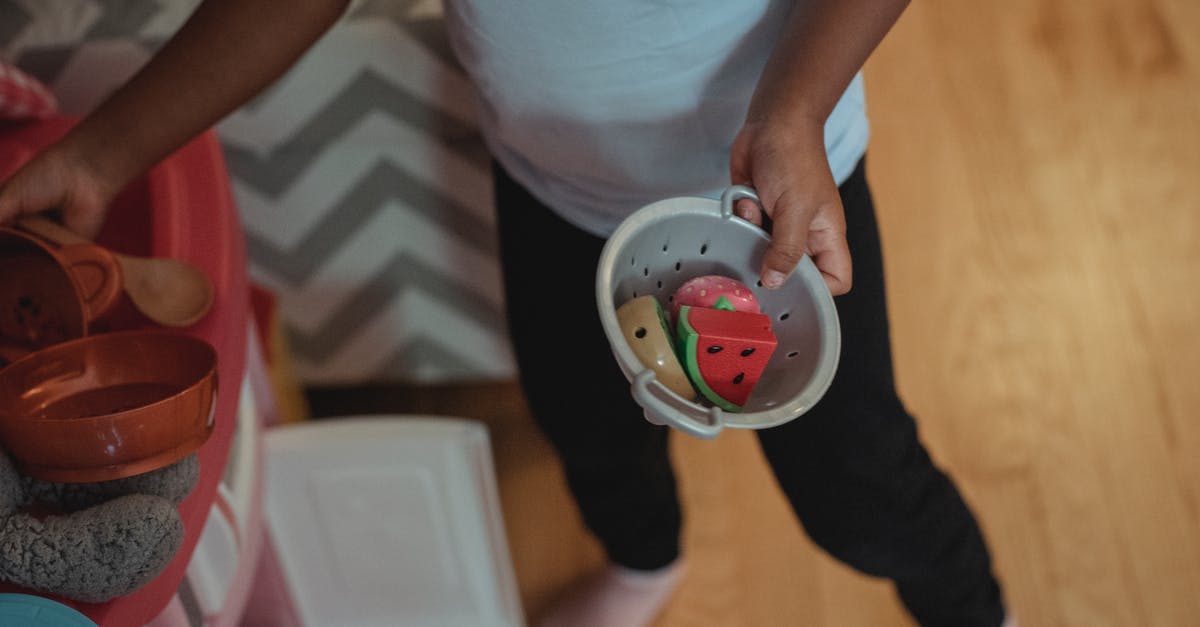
[259,417,523,627]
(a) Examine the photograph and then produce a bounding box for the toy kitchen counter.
[0,118,254,626]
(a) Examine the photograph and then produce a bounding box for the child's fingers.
[803,196,852,295]
[807,225,852,295]
[61,204,106,239]
[0,162,47,224]
[0,155,108,237]
[759,193,852,295]
[0,177,32,226]
[734,197,763,226]
[758,191,813,289]
[0,189,14,225]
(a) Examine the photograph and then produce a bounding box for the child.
[0,1,1008,625]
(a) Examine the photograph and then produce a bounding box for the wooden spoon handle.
[16,215,89,246]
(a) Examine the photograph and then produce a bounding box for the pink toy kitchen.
[0,116,522,627]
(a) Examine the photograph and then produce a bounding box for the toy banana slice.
[616,295,696,400]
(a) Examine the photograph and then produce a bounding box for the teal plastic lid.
[0,594,96,627]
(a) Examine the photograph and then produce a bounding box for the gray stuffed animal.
[0,450,198,603]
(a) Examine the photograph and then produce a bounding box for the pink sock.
[536,560,685,627]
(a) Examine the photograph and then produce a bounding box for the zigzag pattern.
[0,4,31,49]
[280,249,510,380]
[274,246,504,363]
[222,69,488,198]
[285,275,513,383]
[241,159,498,284]
[1,1,188,80]
[375,336,485,382]
[222,18,514,383]
[2,3,518,383]
[0,1,192,114]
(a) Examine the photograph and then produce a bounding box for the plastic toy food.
[670,275,759,322]
[616,295,696,400]
[676,305,777,412]
[597,184,841,438]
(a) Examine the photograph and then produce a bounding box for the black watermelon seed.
[740,348,755,357]
[733,372,745,384]
[707,345,723,354]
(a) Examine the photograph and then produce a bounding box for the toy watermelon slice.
[676,305,777,412]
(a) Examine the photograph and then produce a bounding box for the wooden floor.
[308,0,1200,625]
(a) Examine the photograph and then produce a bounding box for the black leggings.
[494,160,1005,627]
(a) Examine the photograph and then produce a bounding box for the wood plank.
[868,0,1200,625]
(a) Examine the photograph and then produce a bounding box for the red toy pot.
[0,330,217,483]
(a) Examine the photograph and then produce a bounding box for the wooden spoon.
[18,216,215,328]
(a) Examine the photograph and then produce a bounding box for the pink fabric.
[145,596,190,627]
[0,63,56,120]
[240,532,304,627]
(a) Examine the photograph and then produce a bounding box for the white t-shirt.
[444,0,869,237]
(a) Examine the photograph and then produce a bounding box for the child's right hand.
[0,143,115,238]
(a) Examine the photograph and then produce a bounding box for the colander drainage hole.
[787,351,799,358]
[631,256,636,266]
[643,267,649,276]
[657,281,663,289]
[779,312,790,321]
[662,242,669,252]
[674,262,682,271]
[635,327,647,339]
[756,279,763,287]
[700,243,709,255]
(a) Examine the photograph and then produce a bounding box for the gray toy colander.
[596,186,841,439]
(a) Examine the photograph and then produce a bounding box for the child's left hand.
[729,116,852,296]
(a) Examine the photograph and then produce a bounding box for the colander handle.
[720,185,762,218]
[632,370,724,439]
